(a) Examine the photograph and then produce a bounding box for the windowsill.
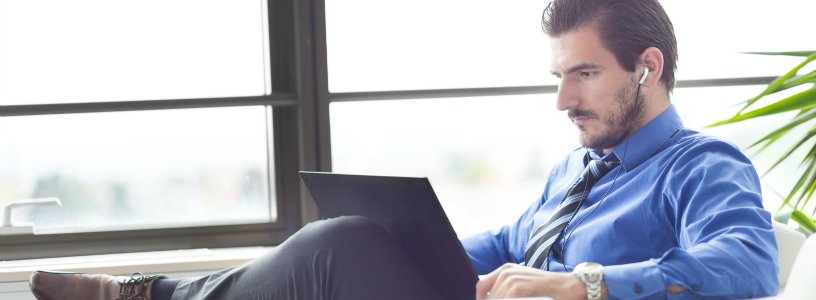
[0,246,273,283]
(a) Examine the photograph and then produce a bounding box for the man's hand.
[475,263,594,299]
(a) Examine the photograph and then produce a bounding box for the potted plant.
[710,50,816,234]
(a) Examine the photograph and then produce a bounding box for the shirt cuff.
[603,260,665,300]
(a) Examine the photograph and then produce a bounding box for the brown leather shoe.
[30,270,167,300]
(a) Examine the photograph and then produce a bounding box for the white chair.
[772,221,807,289]
[780,231,816,299]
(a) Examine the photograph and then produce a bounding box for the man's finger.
[487,265,521,299]
[475,267,502,299]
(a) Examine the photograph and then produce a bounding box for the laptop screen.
[300,171,478,300]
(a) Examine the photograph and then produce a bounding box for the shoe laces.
[117,272,167,300]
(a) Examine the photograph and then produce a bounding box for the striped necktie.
[524,154,620,269]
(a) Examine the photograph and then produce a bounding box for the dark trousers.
[165,216,443,300]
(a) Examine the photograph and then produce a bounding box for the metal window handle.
[0,197,62,235]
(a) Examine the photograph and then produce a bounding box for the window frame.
[0,0,331,260]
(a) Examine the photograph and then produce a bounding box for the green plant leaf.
[745,51,816,57]
[801,160,816,206]
[801,146,816,209]
[786,70,816,86]
[792,144,816,210]
[781,155,816,210]
[794,106,816,118]
[790,209,816,234]
[749,109,816,152]
[733,53,816,114]
[776,71,816,93]
[764,131,816,178]
[709,86,816,126]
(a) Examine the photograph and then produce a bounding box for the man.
[29,0,778,299]
[464,0,778,299]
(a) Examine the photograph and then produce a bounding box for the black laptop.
[299,171,478,300]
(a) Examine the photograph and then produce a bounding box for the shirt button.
[692,284,701,292]
[634,284,643,294]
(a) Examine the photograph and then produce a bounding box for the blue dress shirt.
[461,105,779,299]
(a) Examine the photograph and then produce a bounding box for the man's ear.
[638,47,664,87]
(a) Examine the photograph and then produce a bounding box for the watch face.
[585,272,602,283]
[575,262,604,283]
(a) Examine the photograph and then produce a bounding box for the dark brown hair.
[542,0,678,92]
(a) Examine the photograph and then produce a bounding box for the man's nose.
[555,80,578,111]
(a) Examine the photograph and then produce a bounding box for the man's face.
[550,26,644,151]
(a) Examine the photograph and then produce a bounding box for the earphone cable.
[556,71,644,272]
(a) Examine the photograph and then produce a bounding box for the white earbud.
[638,66,650,85]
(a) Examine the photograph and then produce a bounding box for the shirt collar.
[588,105,684,171]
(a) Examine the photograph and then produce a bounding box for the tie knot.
[586,155,619,180]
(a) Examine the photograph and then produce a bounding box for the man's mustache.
[568,109,597,119]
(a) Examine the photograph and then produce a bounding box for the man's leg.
[163,215,442,300]
[32,216,442,300]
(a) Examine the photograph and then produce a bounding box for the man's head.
[543,0,678,152]
[543,0,677,92]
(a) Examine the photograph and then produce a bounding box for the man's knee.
[300,215,394,248]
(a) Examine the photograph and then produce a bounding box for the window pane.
[0,106,275,233]
[326,0,551,92]
[330,86,795,235]
[326,0,815,92]
[0,0,271,105]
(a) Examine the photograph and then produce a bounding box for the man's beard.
[571,82,645,150]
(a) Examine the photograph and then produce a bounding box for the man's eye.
[579,71,592,77]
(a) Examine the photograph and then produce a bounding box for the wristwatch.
[573,262,604,300]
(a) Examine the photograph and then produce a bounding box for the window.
[3,0,811,259]
[327,0,816,235]
[325,0,551,92]
[0,107,274,232]
[0,0,313,260]
[0,0,270,104]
